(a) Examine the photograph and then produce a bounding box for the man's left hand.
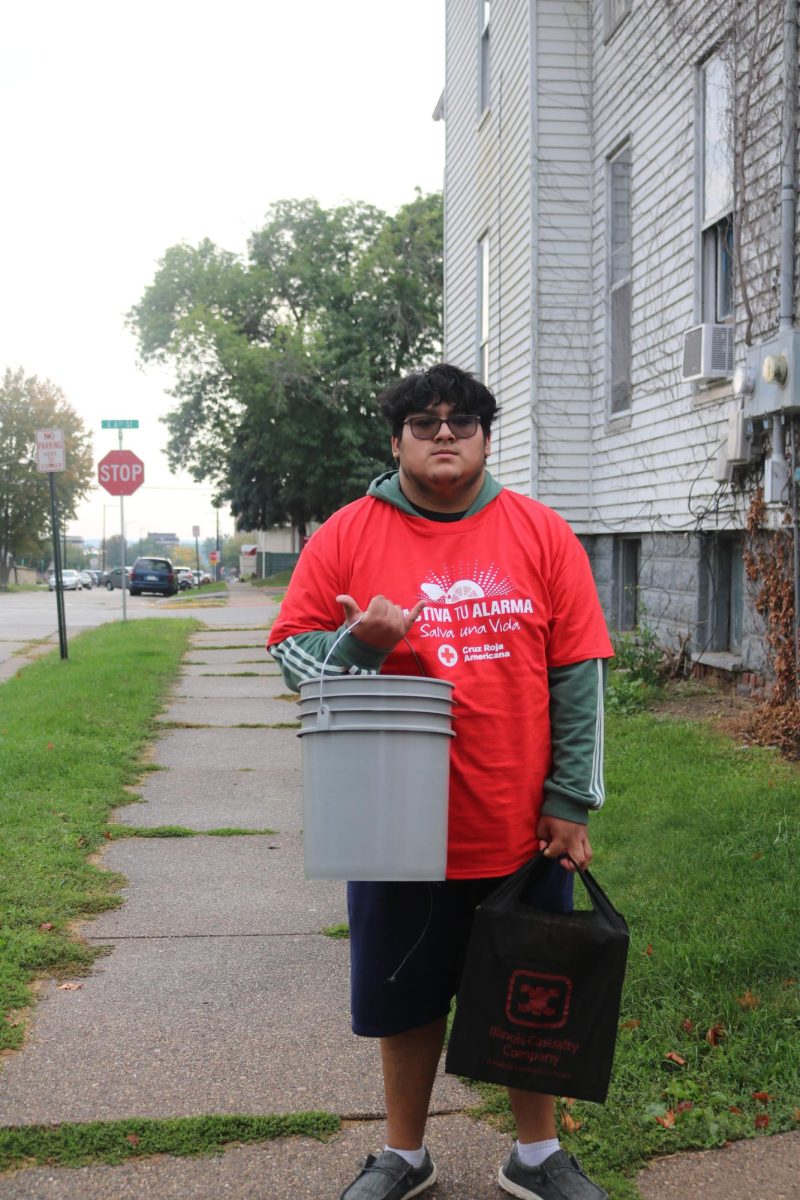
[536,815,593,871]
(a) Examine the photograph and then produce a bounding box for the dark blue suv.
[129,556,178,597]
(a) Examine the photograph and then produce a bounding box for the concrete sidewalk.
[0,587,796,1199]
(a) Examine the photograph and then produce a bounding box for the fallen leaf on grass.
[751,1091,774,1103]
[706,1024,726,1046]
[751,852,763,860]
[655,1110,676,1128]
[737,990,759,1009]
[793,1108,800,1124]
[783,979,797,988]
[755,1114,770,1129]
[38,923,54,932]
[681,1018,694,1032]
[57,982,82,991]
[664,1051,686,1065]
[728,1106,743,1115]
[620,1019,641,1029]
[103,830,113,840]
[46,742,54,750]
[561,1111,582,1133]
[645,944,654,957]
[125,1134,140,1146]
[676,1101,694,1113]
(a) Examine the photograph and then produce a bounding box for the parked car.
[175,568,194,591]
[48,569,84,591]
[103,567,132,590]
[89,570,103,586]
[129,556,178,597]
[79,570,94,589]
[192,570,212,586]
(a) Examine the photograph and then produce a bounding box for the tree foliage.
[127,192,443,534]
[0,369,93,586]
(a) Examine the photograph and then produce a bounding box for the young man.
[268,364,614,1200]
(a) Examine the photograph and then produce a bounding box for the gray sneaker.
[340,1149,437,1200]
[498,1148,608,1200]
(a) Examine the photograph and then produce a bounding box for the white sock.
[385,1144,427,1169]
[515,1138,561,1168]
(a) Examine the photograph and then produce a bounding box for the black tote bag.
[445,854,629,1103]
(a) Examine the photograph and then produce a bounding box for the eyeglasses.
[403,414,480,440]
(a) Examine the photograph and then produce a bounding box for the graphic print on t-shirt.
[414,559,534,665]
[419,560,514,604]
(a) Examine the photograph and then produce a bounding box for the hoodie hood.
[366,468,502,518]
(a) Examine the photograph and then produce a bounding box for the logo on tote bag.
[506,970,573,1029]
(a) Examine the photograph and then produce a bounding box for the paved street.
[0,584,250,682]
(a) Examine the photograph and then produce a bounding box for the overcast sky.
[2,1,445,543]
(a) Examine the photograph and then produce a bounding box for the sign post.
[35,430,68,659]
[192,525,201,586]
[99,422,142,622]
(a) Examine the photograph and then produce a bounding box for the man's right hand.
[336,594,425,652]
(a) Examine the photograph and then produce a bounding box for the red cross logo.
[437,644,459,668]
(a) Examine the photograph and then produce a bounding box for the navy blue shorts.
[347,861,574,1038]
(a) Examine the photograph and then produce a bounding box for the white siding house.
[442,0,800,684]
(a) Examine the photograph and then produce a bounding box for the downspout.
[496,69,504,469]
[529,0,540,498]
[778,0,799,694]
[779,0,797,334]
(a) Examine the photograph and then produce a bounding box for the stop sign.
[98,450,145,496]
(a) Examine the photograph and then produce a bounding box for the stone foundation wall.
[585,531,772,682]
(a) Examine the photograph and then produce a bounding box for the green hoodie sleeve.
[268,626,387,692]
[541,658,608,825]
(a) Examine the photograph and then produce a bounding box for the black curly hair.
[377,363,498,438]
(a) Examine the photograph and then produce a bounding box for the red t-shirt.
[269,489,613,878]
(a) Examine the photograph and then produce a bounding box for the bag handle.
[483,851,624,924]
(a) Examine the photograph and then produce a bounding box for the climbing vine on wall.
[743,488,797,705]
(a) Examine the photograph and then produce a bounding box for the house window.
[701,535,744,652]
[700,52,734,325]
[614,537,640,630]
[608,144,632,413]
[605,0,631,39]
[479,1,491,114]
[477,235,489,383]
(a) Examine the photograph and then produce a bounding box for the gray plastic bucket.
[299,706,454,733]
[297,653,454,879]
[301,675,453,702]
[297,690,453,713]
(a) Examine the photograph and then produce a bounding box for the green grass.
[248,571,293,587]
[465,710,800,1197]
[0,1112,340,1171]
[322,923,350,940]
[0,619,198,1050]
[164,583,229,605]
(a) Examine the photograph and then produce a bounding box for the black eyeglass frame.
[402,414,481,440]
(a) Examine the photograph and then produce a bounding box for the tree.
[219,533,252,571]
[128,192,443,537]
[0,369,93,587]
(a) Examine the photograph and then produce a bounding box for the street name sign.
[101,420,139,429]
[35,429,66,472]
[98,450,145,496]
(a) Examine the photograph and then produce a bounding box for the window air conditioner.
[682,324,734,382]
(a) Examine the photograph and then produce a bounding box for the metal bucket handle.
[316,612,426,729]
